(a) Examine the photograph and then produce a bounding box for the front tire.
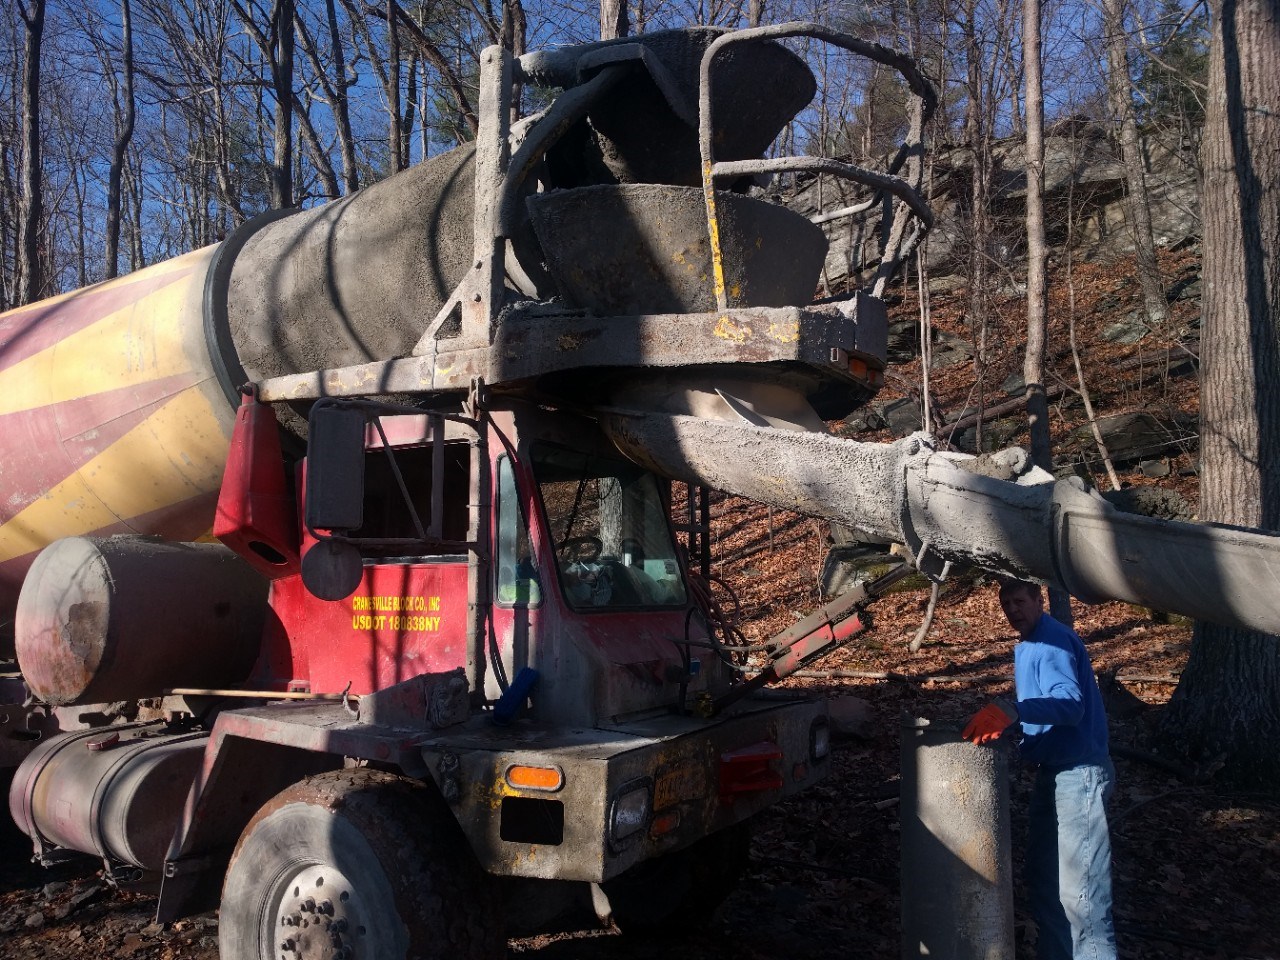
[219,769,502,960]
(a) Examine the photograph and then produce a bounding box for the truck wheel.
[219,769,502,960]
[601,822,751,934]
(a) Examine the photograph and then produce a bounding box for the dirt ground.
[2,500,1276,960]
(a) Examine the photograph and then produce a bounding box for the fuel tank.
[15,536,267,706]
[9,722,208,872]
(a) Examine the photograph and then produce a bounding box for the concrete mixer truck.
[2,23,1279,960]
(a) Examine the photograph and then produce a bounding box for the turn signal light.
[650,811,681,838]
[506,764,564,792]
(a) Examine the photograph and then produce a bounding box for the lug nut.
[332,919,348,934]
[318,899,334,916]
[301,898,316,913]
[280,938,295,951]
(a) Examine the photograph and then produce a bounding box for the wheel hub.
[273,864,369,960]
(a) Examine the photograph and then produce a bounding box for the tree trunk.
[401,51,417,165]
[313,0,359,192]
[963,0,991,449]
[1062,129,1122,490]
[16,0,45,305]
[294,94,340,198]
[272,0,295,208]
[380,2,478,138]
[127,153,144,271]
[1161,0,1280,789]
[387,0,403,174]
[1,137,13,309]
[1102,0,1166,326]
[105,0,136,280]
[600,0,627,39]
[1021,0,1071,624]
[502,0,527,119]
[231,0,294,209]
[1022,0,1051,476]
[329,0,359,192]
[71,167,86,289]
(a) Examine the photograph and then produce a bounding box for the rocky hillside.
[784,123,1200,291]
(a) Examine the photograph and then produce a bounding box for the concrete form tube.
[900,717,1014,960]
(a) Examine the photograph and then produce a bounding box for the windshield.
[532,444,687,610]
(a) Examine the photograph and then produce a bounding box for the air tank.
[14,536,268,706]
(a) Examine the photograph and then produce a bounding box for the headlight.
[609,781,651,844]
[810,719,831,760]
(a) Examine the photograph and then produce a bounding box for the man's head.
[998,579,1044,637]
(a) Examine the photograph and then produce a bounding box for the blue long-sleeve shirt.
[1014,613,1110,768]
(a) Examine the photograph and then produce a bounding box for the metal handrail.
[696,22,938,311]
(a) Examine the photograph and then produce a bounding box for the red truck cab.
[148,390,830,945]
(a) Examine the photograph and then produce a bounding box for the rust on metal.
[15,537,266,706]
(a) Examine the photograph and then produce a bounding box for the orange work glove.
[962,700,1018,744]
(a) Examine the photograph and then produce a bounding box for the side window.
[350,439,470,560]
[496,456,541,606]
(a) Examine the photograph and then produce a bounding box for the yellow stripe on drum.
[0,266,200,417]
[0,386,229,564]
[0,252,199,320]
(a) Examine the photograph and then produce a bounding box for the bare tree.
[387,0,403,173]
[372,2,478,140]
[1022,0,1051,473]
[1161,0,1280,788]
[232,0,296,208]
[601,0,628,39]
[295,0,359,193]
[1062,127,1122,490]
[137,0,248,229]
[15,0,45,304]
[962,0,994,448]
[1102,0,1166,325]
[1021,0,1073,624]
[102,0,136,279]
[293,91,340,198]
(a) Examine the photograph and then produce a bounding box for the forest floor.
[1,250,1276,960]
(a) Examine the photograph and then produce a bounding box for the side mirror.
[304,404,367,534]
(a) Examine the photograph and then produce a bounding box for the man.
[963,579,1116,960]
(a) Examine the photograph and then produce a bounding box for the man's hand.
[962,699,1019,744]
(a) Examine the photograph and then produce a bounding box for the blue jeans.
[1027,762,1117,960]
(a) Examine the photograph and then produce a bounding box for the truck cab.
[97,389,826,952]
[255,401,726,725]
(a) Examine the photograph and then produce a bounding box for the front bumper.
[419,692,829,882]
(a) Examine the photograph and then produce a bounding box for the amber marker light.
[650,811,682,838]
[506,764,564,792]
